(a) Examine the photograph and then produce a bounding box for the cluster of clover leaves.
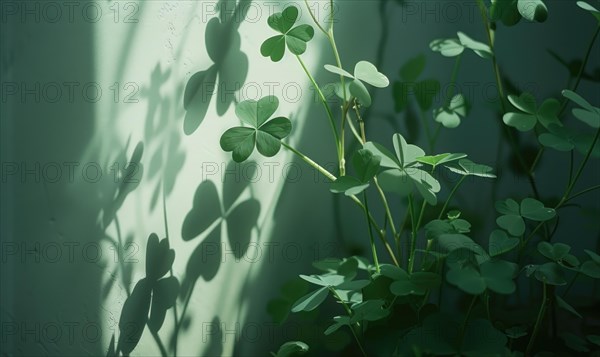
[215,1,600,356]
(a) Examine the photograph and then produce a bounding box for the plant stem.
[330,288,368,357]
[281,141,336,182]
[458,295,478,348]
[475,0,541,200]
[294,55,342,173]
[149,327,168,357]
[282,142,399,266]
[564,184,600,204]
[438,175,467,219]
[363,191,381,273]
[562,272,580,298]
[558,24,600,116]
[526,282,548,356]
[303,0,328,35]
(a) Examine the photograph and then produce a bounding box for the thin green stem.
[438,175,467,219]
[526,282,548,356]
[529,147,544,174]
[458,295,478,348]
[281,141,336,182]
[564,184,600,204]
[562,272,579,298]
[363,191,380,273]
[303,0,328,35]
[294,55,342,171]
[558,25,600,116]
[282,142,399,266]
[330,288,368,357]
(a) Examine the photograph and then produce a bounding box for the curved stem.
[558,24,600,116]
[363,191,380,273]
[526,282,548,356]
[282,142,399,266]
[564,184,600,204]
[438,175,467,220]
[329,288,368,357]
[149,327,168,357]
[457,295,478,348]
[294,55,342,171]
[303,0,328,35]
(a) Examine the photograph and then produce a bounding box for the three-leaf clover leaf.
[490,0,522,26]
[220,96,292,162]
[260,6,315,62]
[393,54,441,112]
[444,158,497,178]
[446,259,518,295]
[434,94,468,128]
[503,93,561,132]
[324,61,390,107]
[430,31,493,59]
[365,134,441,205]
[331,149,381,196]
[517,0,548,22]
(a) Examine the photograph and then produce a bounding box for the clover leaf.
[275,341,309,357]
[220,96,291,162]
[490,0,522,26]
[444,158,496,178]
[581,250,600,278]
[324,61,389,107]
[260,6,315,62]
[489,229,520,257]
[434,94,468,128]
[517,0,548,22]
[430,31,493,59]
[503,93,561,132]
[416,153,467,169]
[563,90,600,128]
[393,54,441,112]
[446,259,518,295]
[365,134,441,205]
[331,149,381,196]
[526,262,567,285]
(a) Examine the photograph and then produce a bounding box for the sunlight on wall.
[92,1,324,355]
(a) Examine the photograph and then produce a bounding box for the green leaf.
[377,170,413,196]
[416,153,467,168]
[536,98,561,128]
[354,61,390,88]
[489,229,519,257]
[399,54,426,82]
[446,259,517,294]
[580,252,600,278]
[537,241,571,261]
[505,325,528,339]
[457,32,493,58]
[587,335,600,347]
[520,198,556,221]
[260,35,286,62]
[330,176,369,196]
[324,316,350,335]
[555,295,582,318]
[324,64,354,78]
[563,90,600,128]
[430,38,465,57]
[363,141,400,168]
[434,93,468,128]
[508,93,537,114]
[222,97,291,162]
[349,79,372,107]
[490,0,522,26]
[445,159,496,178]
[268,6,298,33]
[495,198,520,215]
[350,300,390,323]
[577,1,600,22]
[299,274,345,287]
[497,214,526,236]
[353,149,381,183]
[390,272,440,296]
[539,124,575,151]
[286,25,315,55]
[503,112,537,131]
[220,127,256,163]
[517,0,548,22]
[532,262,567,285]
[393,133,425,167]
[275,341,309,357]
[585,249,600,264]
[436,234,490,261]
[291,287,329,312]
